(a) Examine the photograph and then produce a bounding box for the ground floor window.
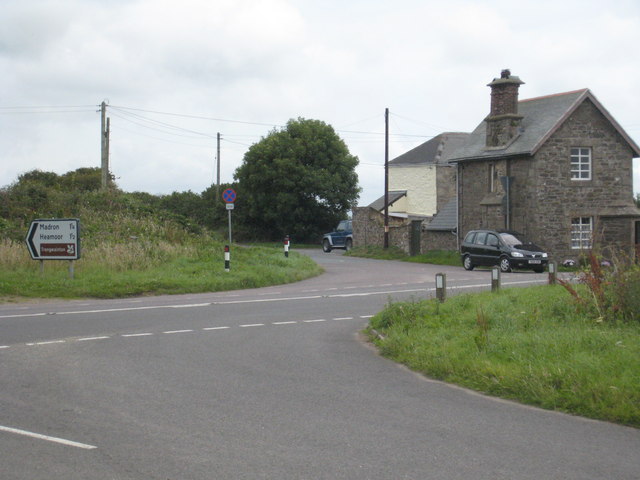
[571,217,593,249]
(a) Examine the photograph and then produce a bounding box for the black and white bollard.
[548,260,557,285]
[435,272,446,303]
[284,235,290,258]
[224,245,230,272]
[491,267,501,292]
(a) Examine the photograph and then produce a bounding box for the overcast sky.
[2,0,639,207]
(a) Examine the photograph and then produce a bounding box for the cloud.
[1,0,639,204]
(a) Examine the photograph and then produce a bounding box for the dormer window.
[570,147,591,180]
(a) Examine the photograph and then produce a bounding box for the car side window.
[486,234,499,247]
[464,232,476,243]
[474,232,487,245]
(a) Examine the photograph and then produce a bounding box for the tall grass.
[369,286,640,427]
[0,236,322,300]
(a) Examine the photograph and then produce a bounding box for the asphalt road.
[1,250,638,479]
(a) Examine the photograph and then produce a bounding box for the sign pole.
[222,188,237,246]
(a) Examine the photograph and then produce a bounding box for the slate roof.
[368,190,407,212]
[449,89,640,163]
[424,199,457,231]
[389,132,469,166]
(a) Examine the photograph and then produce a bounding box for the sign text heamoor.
[25,219,81,260]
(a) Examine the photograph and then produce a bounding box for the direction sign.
[25,219,81,260]
[222,188,236,203]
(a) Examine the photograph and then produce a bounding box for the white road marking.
[0,279,549,320]
[169,303,210,308]
[26,340,65,346]
[2,312,375,349]
[0,424,96,450]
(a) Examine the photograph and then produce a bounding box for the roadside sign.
[222,188,236,203]
[226,203,234,210]
[25,219,80,260]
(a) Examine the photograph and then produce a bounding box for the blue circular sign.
[222,188,236,203]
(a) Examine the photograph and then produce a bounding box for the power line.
[109,107,217,139]
[109,105,285,129]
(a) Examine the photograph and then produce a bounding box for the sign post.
[25,219,80,279]
[222,188,236,245]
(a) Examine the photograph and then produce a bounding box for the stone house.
[450,70,640,261]
[356,133,468,253]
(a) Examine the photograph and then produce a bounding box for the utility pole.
[384,107,389,249]
[216,132,221,196]
[100,101,110,189]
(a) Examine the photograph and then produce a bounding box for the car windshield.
[499,232,528,247]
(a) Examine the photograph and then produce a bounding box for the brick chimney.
[485,69,524,148]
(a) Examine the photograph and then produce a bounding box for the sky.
[1,0,640,207]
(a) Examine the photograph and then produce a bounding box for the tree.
[234,118,360,241]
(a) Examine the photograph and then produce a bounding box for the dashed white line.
[4,314,366,350]
[26,340,66,346]
[0,425,97,450]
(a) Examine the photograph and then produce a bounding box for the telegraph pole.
[216,132,221,196]
[100,101,110,189]
[384,107,389,249]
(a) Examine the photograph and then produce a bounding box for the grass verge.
[0,239,322,301]
[368,285,640,427]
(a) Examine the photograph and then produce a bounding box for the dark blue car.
[322,220,353,252]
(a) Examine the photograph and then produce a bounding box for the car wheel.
[322,239,332,253]
[463,255,474,271]
[344,239,352,251]
[499,257,512,273]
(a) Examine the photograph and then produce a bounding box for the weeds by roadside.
[559,250,640,323]
[369,286,640,427]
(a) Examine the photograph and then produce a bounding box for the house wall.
[389,165,437,215]
[457,158,509,232]
[520,98,637,260]
[458,98,638,261]
[436,165,457,210]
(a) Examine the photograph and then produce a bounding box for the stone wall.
[353,207,458,255]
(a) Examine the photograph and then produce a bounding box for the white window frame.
[571,217,593,250]
[570,147,591,180]
[488,163,497,192]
